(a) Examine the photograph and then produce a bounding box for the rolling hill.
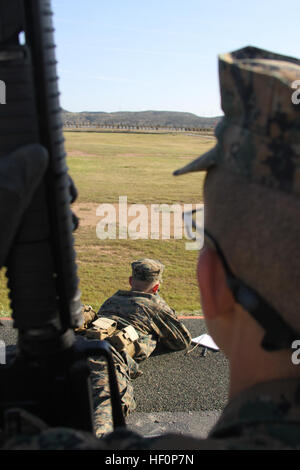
[61,110,222,129]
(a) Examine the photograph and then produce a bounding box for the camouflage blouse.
[97,290,192,362]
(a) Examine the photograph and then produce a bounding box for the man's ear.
[197,247,234,319]
[129,276,133,287]
[152,283,160,294]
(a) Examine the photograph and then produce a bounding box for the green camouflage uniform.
[98,289,192,360]
[88,349,137,439]
[88,259,191,437]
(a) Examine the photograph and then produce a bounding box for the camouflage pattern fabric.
[80,292,190,438]
[87,290,191,436]
[98,290,192,360]
[131,258,164,282]
[88,347,137,438]
[81,304,97,328]
[75,305,139,437]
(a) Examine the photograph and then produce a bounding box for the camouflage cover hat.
[131,258,164,282]
[174,46,300,342]
[174,45,300,197]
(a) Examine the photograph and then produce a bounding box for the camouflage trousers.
[88,346,139,438]
[88,332,158,438]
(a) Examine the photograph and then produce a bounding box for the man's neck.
[130,287,155,294]
[228,345,300,399]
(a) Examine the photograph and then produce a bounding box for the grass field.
[0,131,216,317]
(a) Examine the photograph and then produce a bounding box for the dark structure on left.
[0,0,124,435]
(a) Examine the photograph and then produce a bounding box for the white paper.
[191,333,219,351]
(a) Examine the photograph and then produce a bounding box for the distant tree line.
[63,121,215,132]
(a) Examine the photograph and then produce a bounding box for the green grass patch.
[65,132,212,205]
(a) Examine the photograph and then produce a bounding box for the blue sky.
[52,0,300,117]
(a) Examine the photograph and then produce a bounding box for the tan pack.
[82,305,97,328]
[74,305,97,334]
[86,317,117,340]
[109,325,139,357]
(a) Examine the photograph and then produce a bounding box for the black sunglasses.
[184,209,298,351]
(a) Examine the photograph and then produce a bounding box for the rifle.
[0,0,125,436]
